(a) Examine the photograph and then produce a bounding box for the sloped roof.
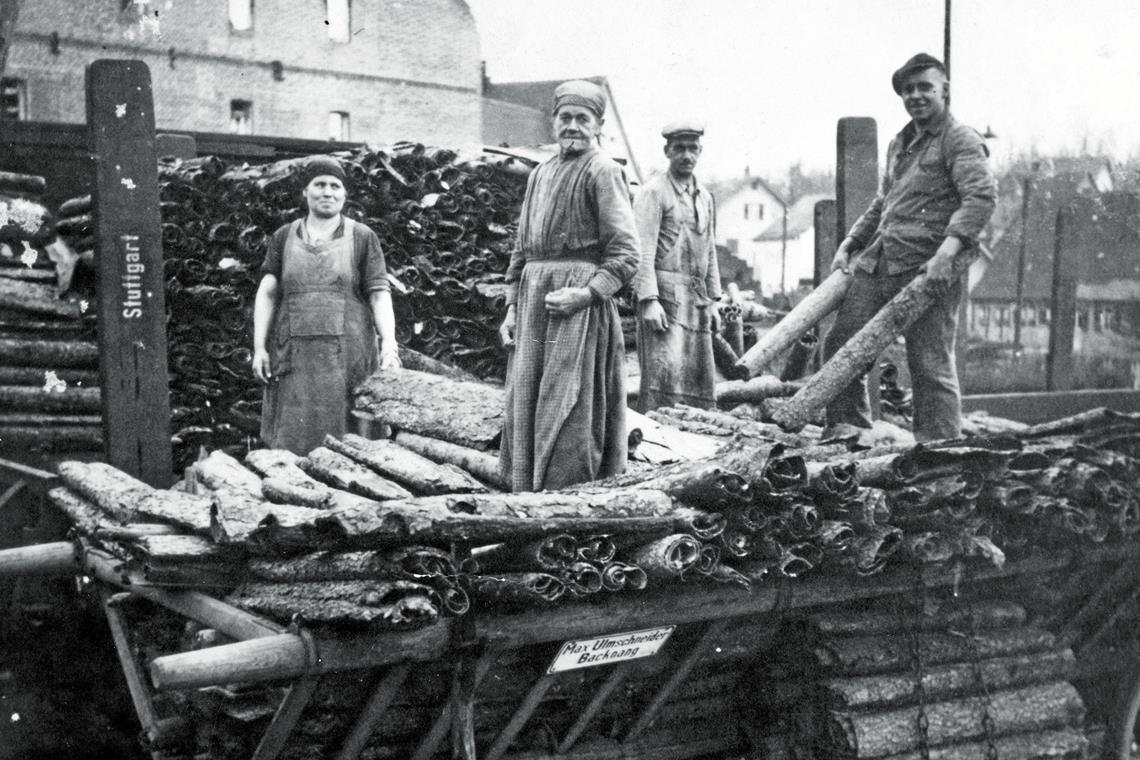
[754,193,833,241]
[707,175,786,206]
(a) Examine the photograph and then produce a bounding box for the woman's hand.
[252,348,272,384]
[380,345,401,370]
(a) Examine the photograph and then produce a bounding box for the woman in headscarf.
[252,157,400,455]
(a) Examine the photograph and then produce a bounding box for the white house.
[750,193,833,295]
[710,175,785,281]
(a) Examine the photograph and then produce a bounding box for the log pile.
[0,173,100,458]
[742,597,1088,760]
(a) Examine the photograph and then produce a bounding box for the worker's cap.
[299,156,348,188]
[661,120,705,140]
[891,53,947,94]
[552,80,607,118]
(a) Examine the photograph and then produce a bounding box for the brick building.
[2,0,483,146]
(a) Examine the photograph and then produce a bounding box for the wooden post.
[86,60,173,486]
[813,200,838,372]
[835,117,881,419]
[1047,202,1080,391]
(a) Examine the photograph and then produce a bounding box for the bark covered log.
[0,337,98,368]
[226,580,439,629]
[473,534,577,572]
[194,449,263,495]
[0,277,83,319]
[323,433,487,495]
[0,424,102,451]
[589,459,748,511]
[881,728,1086,760]
[57,461,212,533]
[772,254,976,431]
[737,270,852,377]
[245,546,457,584]
[396,346,479,382]
[209,485,327,547]
[797,600,1027,638]
[469,572,566,606]
[624,533,701,579]
[826,681,1084,758]
[298,446,413,501]
[716,375,803,405]
[0,366,98,386]
[354,368,504,450]
[46,485,115,534]
[652,404,807,446]
[393,431,507,490]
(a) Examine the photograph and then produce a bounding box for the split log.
[323,433,487,495]
[57,461,213,534]
[716,375,803,405]
[474,534,577,572]
[772,255,976,431]
[0,366,98,386]
[354,368,504,450]
[824,649,1076,710]
[882,728,1086,760]
[393,431,507,490]
[625,534,701,579]
[195,449,263,495]
[0,425,102,451]
[470,573,566,606]
[210,485,329,549]
[298,446,413,501]
[226,580,439,629]
[813,627,1059,676]
[0,337,99,368]
[826,681,1085,758]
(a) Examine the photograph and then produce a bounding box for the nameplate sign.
[547,626,675,673]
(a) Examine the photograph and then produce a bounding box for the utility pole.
[943,0,952,82]
[1013,174,1032,350]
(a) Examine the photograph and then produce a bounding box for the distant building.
[2,0,483,145]
[482,76,642,182]
[707,175,787,292]
[751,193,832,295]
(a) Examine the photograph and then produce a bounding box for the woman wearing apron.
[252,157,400,455]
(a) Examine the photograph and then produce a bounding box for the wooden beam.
[410,647,500,760]
[101,589,165,759]
[485,672,560,760]
[334,665,411,760]
[557,662,633,753]
[0,540,75,576]
[250,675,320,760]
[85,59,173,486]
[623,620,729,742]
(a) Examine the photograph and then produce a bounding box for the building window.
[755,203,764,220]
[229,0,253,31]
[326,0,351,42]
[0,78,26,121]
[328,111,350,142]
[230,99,253,135]
[743,205,749,220]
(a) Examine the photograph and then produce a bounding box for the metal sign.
[547,626,675,674]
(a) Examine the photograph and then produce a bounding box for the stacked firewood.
[0,172,101,457]
[744,597,1088,759]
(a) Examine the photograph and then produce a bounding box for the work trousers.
[822,266,963,442]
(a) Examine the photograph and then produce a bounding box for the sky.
[466,0,1140,182]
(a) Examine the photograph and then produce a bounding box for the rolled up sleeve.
[944,125,997,244]
[587,163,641,300]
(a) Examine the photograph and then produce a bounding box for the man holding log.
[252,157,400,455]
[498,80,640,492]
[633,121,722,413]
[823,53,996,441]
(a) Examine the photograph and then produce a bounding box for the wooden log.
[474,535,577,572]
[0,267,56,283]
[397,346,480,382]
[824,648,1076,709]
[851,453,918,487]
[716,375,803,405]
[0,413,101,426]
[712,332,749,380]
[0,366,98,386]
[57,461,212,533]
[576,535,617,564]
[560,561,604,595]
[227,580,439,629]
[1022,407,1138,439]
[299,446,413,501]
[588,459,748,511]
[0,171,47,196]
[813,627,1059,676]
[0,277,83,319]
[246,546,458,584]
[0,540,76,576]
[652,404,807,447]
[46,485,114,534]
[0,387,97,417]
[323,433,487,495]
[806,462,858,501]
[796,600,1027,638]
[737,270,852,377]
[646,410,732,438]
[0,337,99,368]
[393,431,507,490]
[245,448,323,486]
[470,573,566,606]
[772,253,977,430]
[826,681,1085,758]
[354,368,504,450]
[195,449,263,495]
[125,534,234,563]
[881,728,1087,760]
[625,534,701,579]
[0,424,103,451]
[714,437,787,489]
[209,485,327,548]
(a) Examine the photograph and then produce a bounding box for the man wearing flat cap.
[824,53,996,441]
[633,121,721,412]
[252,156,400,454]
[498,79,640,491]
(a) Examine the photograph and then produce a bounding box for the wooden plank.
[557,662,633,753]
[0,456,57,488]
[1047,202,1082,391]
[623,620,730,742]
[154,133,196,161]
[334,665,411,760]
[250,675,320,760]
[85,60,172,486]
[485,672,560,760]
[410,647,500,760]
[962,389,1140,423]
[0,480,24,512]
[101,590,164,759]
